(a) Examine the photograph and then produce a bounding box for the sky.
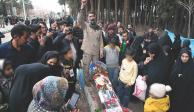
[32,0,63,13]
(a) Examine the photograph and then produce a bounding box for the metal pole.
[22,0,26,20]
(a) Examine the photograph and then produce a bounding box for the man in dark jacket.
[0,24,38,69]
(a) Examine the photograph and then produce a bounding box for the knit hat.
[182,39,191,48]
[149,83,172,98]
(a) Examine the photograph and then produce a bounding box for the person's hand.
[38,36,46,46]
[81,0,87,9]
[144,57,152,65]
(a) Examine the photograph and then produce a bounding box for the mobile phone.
[67,92,80,110]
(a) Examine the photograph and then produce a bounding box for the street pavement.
[0,25,13,34]
[2,32,11,43]
[0,25,13,43]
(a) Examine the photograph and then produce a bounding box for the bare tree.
[97,0,101,21]
[124,0,129,26]
[177,0,194,38]
[114,0,118,21]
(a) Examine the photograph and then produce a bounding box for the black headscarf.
[182,39,191,50]
[169,48,194,112]
[147,42,161,58]
[40,51,59,64]
[171,48,193,76]
[130,36,144,62]
[40,51,62,77]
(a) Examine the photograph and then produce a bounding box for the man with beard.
[77,0,104,85]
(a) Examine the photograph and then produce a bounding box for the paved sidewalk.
[0,25,13,34]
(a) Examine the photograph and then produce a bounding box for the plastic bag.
[132,75,147,101]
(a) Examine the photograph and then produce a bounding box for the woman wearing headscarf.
[138,43,169,86]
[169,48,194,112]
[8,63,52,112]
[40,51,63,76]
[27,76,69,112]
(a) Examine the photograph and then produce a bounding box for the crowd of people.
[0,0,194,112]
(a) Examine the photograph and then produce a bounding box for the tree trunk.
[107,0,110,22]
[101,0,104,21]
[97,0,101,21]
[114,0,118,21]
[173,7,182,33]
[90,0,94,11]
[124,0,129,26]
[133,0,137,26]
[188,11,191,38]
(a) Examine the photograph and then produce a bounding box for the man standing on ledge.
[77,0,104,85]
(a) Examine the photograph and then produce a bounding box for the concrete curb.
[84,85,102,112]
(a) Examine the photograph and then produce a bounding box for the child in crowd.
[104,38,120,88]
[144,83,172,112]
[61,44,76,102]
[0,59,14,104]
[117,48,138,108]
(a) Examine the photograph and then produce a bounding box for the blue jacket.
[0,40,38,69]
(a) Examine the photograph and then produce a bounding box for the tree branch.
[177,0,190,11]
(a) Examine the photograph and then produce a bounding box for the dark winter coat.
[0,40,38,69]
[139,43,169,86]
[8,63,52,112]
[53,33,81,68]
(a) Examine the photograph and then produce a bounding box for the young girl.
[144,83,172,112]
[117,48,138,108]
